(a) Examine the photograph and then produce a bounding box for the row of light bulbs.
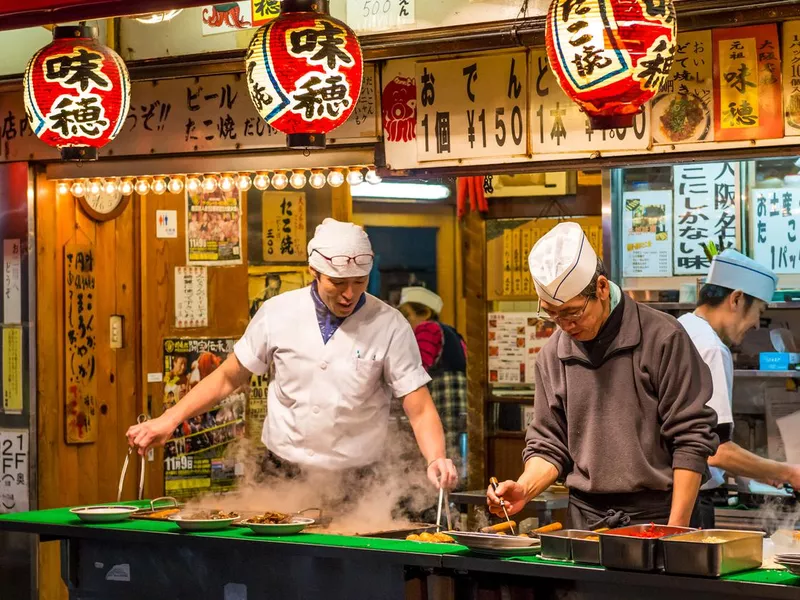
[56,167,383,198]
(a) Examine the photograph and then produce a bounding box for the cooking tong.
[435,483,452,532]
[117,414,148,502]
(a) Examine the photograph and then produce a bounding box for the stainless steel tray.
[599,525,696,572]
[571,534,601,565]
[539,530,593,561]
[661,529,764,577]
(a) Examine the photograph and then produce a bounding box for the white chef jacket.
[234,286,432,470]
[678,312,734,490]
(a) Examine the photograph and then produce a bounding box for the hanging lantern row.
[54,166,382,197]
[545,0,677,129]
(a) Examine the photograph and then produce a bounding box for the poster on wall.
[752,187,800,273]
[261,192,307,263]
[186,188,242,266]
[2,327,23,414]
[673,162,739,275]
[175,266,209,328]
[0,430,28,513]
[162,338,246,500]
[783,20,800,137]
[488,313,554,385]
[201,2,253,35]
[3,239,21,324]
[622,190,673,278]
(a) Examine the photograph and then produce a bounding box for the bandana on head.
[307,218,373,278]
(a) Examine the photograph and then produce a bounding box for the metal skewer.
[490,476,516,535]
[435,485,444,532]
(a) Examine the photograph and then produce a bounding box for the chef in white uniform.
[128,218,458,491]
[679,249,800,527]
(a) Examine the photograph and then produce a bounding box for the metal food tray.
[570,533,601,565]
[661,529,764,577]
[598,525,696,572]
[131,497,184,520]
[539,530,593,561]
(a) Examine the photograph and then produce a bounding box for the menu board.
[622,190,673,277]
[752,187,800,273]
[673,162,739,275]
[488,313,554,385]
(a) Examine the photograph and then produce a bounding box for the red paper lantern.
[545,0,677,129]
[23,25,130,161]
[245,0,363,150]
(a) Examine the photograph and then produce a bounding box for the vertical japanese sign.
[347,0,415,33]
[502,229,513,296]
[3,239,21,324]
[261,192,307,263]
[651,30,714,145]
[0,430,28,513]
[529,50,651,153]
[186,188,242,265]
[782,21,800,136]
[251,0,280,26]
[622,190,673,278]
[415,52,528,162]
[64,243,97,444]
[752,187,800,273]
[2,327,23,414]
[713,25,783,141]
[673,162,739,275]
[162,338,246,500]
[175,266,209,328]
[521,229,533,296]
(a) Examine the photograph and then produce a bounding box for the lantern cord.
[515,0,529,21]
[512,0,530,46]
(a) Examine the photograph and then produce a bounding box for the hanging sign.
[652,30,714,145]
[0,430,28,513]
[346,0,415,33]
[261,191,307,263]
[782,21,800,137]
[752,187,800,273]
[673,162,739,275]
[622,190,673,278]
[713,24,783,142]
[415,51,528,162]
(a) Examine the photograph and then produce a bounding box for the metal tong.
[117,414,148,502]
[489,476,516,535]
[435,482,452,532]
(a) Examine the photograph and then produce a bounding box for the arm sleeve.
[522,360,572,477]
[233,301,274,376]
[657,331,720,473]
[384,318,432,398]
[414,321,444,371]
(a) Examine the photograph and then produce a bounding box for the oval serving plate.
[168,513,239,532]
[448,531,541,554]
[70,505,139,523]
[242,517,315,536]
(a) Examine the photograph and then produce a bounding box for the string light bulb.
[309,170,326,189]
[151,177,167,195]
[103,179,118,195]
[272,171,289,190]
[134,179,151,195]
[120,179,134,196]
[167,177,184,194]
[327,169,345,188]
[365,167,382,185]
[289,170,307,190]
[347,168,364,186]
[70,180,86,197]
[186,175,201,194]
[202,175,218,193]
[219,173,235,193]
[237,173,253,191]
[88,179,102,196]
[56,181,70,195]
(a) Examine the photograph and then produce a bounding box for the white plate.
[651,93,711,144]
[242,517,315,536]
[448,531,541,551]
[470,545,542,557]
[168,514,239,531]
[70,505,139,523]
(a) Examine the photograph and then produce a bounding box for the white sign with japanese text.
[175,266,209,329]
[347,0,415,33]
[752,187,800,273]
[529,50,651,154]
[621,190,673,278]
[0,430,28,514]
[415,52,528,162]
[3,240,21,324]
[673,162,739,275]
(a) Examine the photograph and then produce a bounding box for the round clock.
[78,187,130,222]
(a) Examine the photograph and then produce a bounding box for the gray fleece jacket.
[523,294,720,494]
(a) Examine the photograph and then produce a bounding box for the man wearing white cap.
[487,222,719,529]
[679,249,800,527]
[127,218,458,492]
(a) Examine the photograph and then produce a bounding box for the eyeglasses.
[535,295,591,324]
[311,249,374,267]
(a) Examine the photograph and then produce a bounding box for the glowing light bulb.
[202,176,218,193]
[88,180,102,195]
[309,170,326,189]
[272,171,289,190]
[151,178,167,195]
[327,170,345,187]
[289,171,307,189]
[186,176,201,194]
[57,181,70,195]
[365,168,382,185]
[167,177,184,194]
[347,169,364,186]
[70,181,86,197]
[103,179,118,195]
[134,179,151,195]
[120,180,134,196]
[219,173,235,193]
[237,174,253,191]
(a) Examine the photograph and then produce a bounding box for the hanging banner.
[261,192,307,263]
[783,20,800,137]
[415,51,528,162]
[713,24,783,142]
[186,188,243,266]
[673,162,739,275]
[752,187,800,273]
[622,190,673,278]
[652,30,714,145]
[530,50,651,154]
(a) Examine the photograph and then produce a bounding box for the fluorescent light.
[350,182,451,201]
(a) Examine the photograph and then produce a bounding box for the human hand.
[427,458,458,490]
[486,480,530,517]
[126,415,177,456]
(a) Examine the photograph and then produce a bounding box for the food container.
[571,533,601,564]
[661,530,765,577]
[539,530,592,560]
[599,525,696,572]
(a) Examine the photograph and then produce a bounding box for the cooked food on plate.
[246,511,293,525]
[406,532,455,543]
[183,510,238,520]
[659,95,705,142]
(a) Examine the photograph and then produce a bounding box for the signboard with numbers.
[673,162,739,275]
[0,430,28,513]
[752,187,800,273]
[622,190,673,278]
[782,20,800,137]
[529,49,651,154]
[347,0,414,33]
[415,51,528,162]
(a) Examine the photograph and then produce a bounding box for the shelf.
[734,370,800,378]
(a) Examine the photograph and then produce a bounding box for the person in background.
[398,287,468,477]
[678,249,800,528]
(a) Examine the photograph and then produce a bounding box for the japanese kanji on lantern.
[23,25,130,161]
[545,0,677,129]
[244,0,363,150]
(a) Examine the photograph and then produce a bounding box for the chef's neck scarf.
[310,281,366,344]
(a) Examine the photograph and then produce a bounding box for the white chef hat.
[399,286,443,315]
[307,218,374,278]
[707,249,777,303]
[528,222,597,306]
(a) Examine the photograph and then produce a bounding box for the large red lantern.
[245,0,363,150]
[545,0,677,129]
[23,25,130,161]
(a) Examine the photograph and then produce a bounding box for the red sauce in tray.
[623,523,673,538]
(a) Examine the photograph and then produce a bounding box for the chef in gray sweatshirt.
[487,222,719,529]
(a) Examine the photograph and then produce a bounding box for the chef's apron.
[567,489,674,530]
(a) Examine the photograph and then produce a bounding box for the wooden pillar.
[330,184,353,222]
